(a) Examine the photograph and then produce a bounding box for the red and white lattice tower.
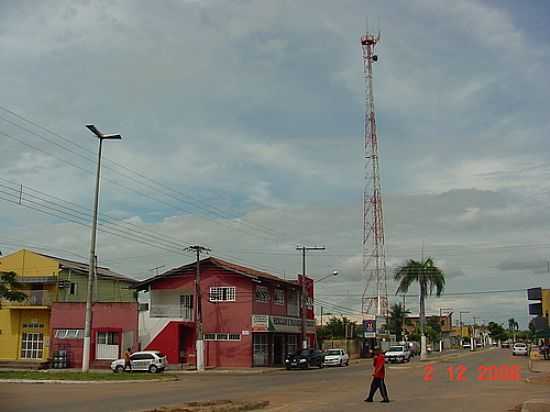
[360,32,389,318]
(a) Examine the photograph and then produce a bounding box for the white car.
[111,351,168,373]
[512,343,528,356]
[323,349,350,367]
[462,342,472,350]
[384,345,411,363]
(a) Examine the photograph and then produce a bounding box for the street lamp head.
[86,124,122,140]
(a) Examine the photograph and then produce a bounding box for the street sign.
[363,319,376,338]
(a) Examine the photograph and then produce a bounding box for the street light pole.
[297,245,325,349]
[82,125,121,372]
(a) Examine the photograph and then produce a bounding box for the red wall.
[145,321,181,364]
[50,302,138,368]
[147,263,315,368]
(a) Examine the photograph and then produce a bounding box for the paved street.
[1,349,548,412]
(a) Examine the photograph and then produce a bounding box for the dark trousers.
[366,377,389,401]
[544,350,549,360]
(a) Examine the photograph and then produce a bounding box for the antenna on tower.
[360,27,389,321]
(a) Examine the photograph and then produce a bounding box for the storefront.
[251,314,315,366]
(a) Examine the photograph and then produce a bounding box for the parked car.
[462,342,472,350]
[501,341,511,348]
[323,348,349,367]
[512,343,528,356]
[426,344,433,353]
[111,351,167,373]
[407,342,420,357]
[384,345,411,363]
[285,349,325,369]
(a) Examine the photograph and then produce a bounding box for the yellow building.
[1,249,137,366]
[0,250,59,364]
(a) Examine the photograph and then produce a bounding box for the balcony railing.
[2,290,52,307]
[149,304,194,320]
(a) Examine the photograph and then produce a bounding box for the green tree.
[487,322,508,343]
[317,317,357,341]
[387,303,410,341]
[394,258,445,356]
[0,271,26,302]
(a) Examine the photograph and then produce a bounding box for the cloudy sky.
[1,0,550,328]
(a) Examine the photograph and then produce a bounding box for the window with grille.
[273,289,285,305]
[204,333,241,341]
[255,286,270,303]
[97,331,117,345]
[209,287,236,302]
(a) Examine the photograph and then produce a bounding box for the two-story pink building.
[137,257,315,368]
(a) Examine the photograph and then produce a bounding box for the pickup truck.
[384,345,411,363]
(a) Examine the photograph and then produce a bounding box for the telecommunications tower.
[360,31,389,318]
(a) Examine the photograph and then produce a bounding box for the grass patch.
[0,371,172,381]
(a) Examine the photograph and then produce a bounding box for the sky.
[1,0,550,328]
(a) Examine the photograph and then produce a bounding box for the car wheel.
[286,366,291,370]
[304,361,309,369]
[149,364,158,374]
[319,361,324,369]
[114,365,124,373]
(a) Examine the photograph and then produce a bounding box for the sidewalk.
[529,359,550,374]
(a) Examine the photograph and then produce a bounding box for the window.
[69,282,77,295]
[287,290,299,316]
[55,329,83,339]
[204,333,241,341]
[130,353,154,361]
[209,287,236,302]
[97,331,117,345]
[20,333,43,359]
[273,289,285,305]
[287,335,297,355]
[255,286,270,303]
[180,295,193,320]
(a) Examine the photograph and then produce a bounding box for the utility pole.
[320,306,323,327]
[82,125,122,372]
[297,245,325,349]
[471,316,478,352]
[185,245,211,372]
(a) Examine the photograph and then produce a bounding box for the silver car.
[111,350,167,373]
[323,349,350,367]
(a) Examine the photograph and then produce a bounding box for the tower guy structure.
[360,31,389,318]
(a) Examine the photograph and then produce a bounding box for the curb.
[0,377,177,384]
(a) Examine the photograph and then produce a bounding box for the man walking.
[365,347,390,403]
[124,347,132,371]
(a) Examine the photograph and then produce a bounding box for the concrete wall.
[321,339,362,358]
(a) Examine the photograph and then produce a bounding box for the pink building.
[137,257,315,368]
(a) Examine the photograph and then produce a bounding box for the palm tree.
[388,303,410,341]
[394,258,446,358]
[508,318,519,342]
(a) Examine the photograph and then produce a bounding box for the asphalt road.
[1,349,548,412]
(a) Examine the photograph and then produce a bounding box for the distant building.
[137,257,315,368]
[0,249,138,368]
[528,287,550,340]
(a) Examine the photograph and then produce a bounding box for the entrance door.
[20,332,44,359]
[273,335,284,365]
[253,334,268,366]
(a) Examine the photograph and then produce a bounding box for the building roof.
[136,256,298,289]
[36,253,136,283]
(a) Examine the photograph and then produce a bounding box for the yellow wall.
[543,289,550,326]
[0,249,60,277]
[0,309,50,361]
[0,250,57,361]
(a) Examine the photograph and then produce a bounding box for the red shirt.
[373,353,385,379]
